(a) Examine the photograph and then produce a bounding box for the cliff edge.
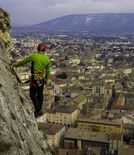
[0,8,52,155]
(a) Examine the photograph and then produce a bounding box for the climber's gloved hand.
[11,59,17,67]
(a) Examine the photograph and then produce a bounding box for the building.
[69,57,80,65]
[122,114,134,125]
[109,133,123,151]
[111,93,134,112]
[59,149,86,155]
[123,68,133,75]
[59,147,101,155]
[38,122,65,147]
[43,93,55,109]
[53,84,63,96]
[104,84,113,102]
[64,128,109,153]
[73,95,87,110]
[46,105,79,127]
[92,83,105,95]
[118,148,134,155]
[36,112,48,123]
[64,128,123,153]
[123,123,134,136]
[77,116,123,134]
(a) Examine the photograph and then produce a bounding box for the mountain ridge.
[29,13,134,34]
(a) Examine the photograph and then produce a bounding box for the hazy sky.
[0,0,134,25]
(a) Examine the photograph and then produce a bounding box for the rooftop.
[38,122,64,135]
[65,128,109,143]
[77,116,122,126]
[59,149,85,155]
[112,93,134,110]
[73,95,86,104]
[118,148,134,155]
[46,105,78,114]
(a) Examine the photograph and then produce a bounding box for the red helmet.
[37,43,47,51]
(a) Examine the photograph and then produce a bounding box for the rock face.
[0,8,52,155]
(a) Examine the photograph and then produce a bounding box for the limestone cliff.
[0,8,52,155]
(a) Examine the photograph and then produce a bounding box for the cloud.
[0,0,134,25]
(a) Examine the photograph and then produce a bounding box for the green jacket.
[15,51,51,80]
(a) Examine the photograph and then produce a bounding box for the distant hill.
[15,13,134,34]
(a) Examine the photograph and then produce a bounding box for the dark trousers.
[30,80,44,114]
